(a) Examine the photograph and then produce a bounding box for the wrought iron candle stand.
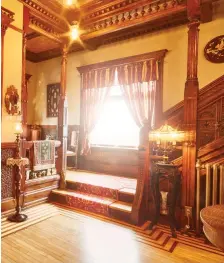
[7,131,29,222]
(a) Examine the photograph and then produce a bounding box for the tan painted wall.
[1,0,23,142]
[26,61,37,124]
[28,0,224,126]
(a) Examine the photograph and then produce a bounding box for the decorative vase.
[160,191,168,215]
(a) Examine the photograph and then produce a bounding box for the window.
[90,84,140,148]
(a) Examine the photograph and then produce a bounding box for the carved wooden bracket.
[1,7,14,36]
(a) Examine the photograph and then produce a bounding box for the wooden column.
[57,44,68,189]
[21,7,29,139]
[182,0,200,228]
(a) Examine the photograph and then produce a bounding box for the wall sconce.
[149,123,184,163]
[4,85,20,116]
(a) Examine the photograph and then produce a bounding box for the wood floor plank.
[2,204,224,263]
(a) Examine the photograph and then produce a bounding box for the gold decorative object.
[149,123,184,163]
[204,35,224,63]
[4,85,20,115]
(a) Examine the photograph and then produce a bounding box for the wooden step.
[118,188,135,203]
[66,180,118,200]
[65,170,137,202]
[109,201,132,223]
[51,190,133,223]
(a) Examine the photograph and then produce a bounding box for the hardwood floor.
[1,204,224,263]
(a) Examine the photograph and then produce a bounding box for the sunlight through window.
[90,85,139,148]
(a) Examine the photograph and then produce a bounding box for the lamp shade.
[149,124,184,143]
[14,122,23,134]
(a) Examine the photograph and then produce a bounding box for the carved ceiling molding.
[22,0,214,62]
[82,0,185,26]
[101,12,188,45]
[29,15,63,43]
[81,0,187,41]
[19,0,69,31]
[1,7,15,36]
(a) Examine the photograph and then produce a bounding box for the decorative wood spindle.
[141,7,145,16]
[115,15,119,24]
[57,44,68,189]
[128,12,132,20]
[121,13,125,22]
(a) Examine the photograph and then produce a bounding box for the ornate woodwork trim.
[80,0,187,39]
[77,49,168,73]
[57,45,68,189]
[164,75,224,132]
[29,16,63,43]
[19,0,68,31]
[1,7,14,36]
[182,18,200,208]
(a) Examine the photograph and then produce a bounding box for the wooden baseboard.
[1,198,16,213]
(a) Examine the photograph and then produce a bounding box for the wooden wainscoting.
[24,175,60,208]
[79,146,139,178]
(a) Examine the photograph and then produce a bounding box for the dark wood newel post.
[57,44,68,189]
[182,0,200,232]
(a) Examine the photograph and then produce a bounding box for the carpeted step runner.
[51,189,132,220]
[66,170,136,202]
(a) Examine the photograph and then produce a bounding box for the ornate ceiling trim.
[80,0,187,41]
[23,0,214,62]
[29,16,63,43]
[1,7,15,35]
[19,0,69,31]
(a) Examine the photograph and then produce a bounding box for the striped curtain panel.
[117,59,159,129]
[81,67,116,155]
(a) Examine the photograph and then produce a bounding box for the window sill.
[90,145,138,151]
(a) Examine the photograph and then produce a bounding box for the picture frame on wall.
[47,83,60,117]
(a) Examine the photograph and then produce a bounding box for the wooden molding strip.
[8,24,23,33]
[77,49,168,73]
[1,142,17,149]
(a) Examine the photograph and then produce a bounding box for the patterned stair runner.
[51,170,136,222]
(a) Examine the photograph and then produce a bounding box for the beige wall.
[28,0,224,126]
[26,61,37,124]
[1,0,23,142]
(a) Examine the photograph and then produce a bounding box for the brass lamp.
[149,123,184,164]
